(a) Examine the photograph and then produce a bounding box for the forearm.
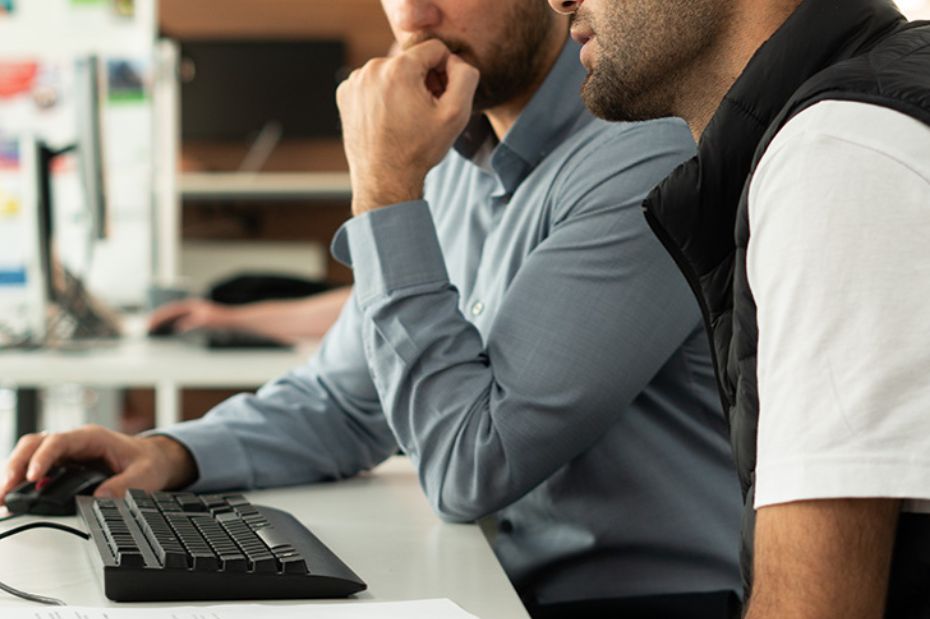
[222,287,351,342]
[144,435,198,490]
[341,198,702,520]
[746,499,900,619]
[156,307,398,493]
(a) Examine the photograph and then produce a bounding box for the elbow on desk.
[423,476,516,524]
[429,497,493,524]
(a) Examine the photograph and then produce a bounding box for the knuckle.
[84,424,109,441]
[40,433,63,451]
[17,431,44,447]
[383,56,409,78]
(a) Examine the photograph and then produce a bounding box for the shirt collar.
[454,39,591,198]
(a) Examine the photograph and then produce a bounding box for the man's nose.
[548,0,582,15]
[388,0,442,32]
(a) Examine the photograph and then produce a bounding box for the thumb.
[94,464,157,499]
[439,55,479,117]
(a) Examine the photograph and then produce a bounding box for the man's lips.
[570,27,594,46]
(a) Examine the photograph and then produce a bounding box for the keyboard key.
[223,494,249,507]
[219,553,248,572]
[118,550,146,568]
[255,525,292,551]
[278,555,308,575]
[175,493,207,513]
[190,551,220,572]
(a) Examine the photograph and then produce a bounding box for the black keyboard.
[77,490,366,602]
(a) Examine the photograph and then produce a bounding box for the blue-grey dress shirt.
[160,41,742,605]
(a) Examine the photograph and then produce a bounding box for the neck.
[485,27,569,140]
[683,0,803,142]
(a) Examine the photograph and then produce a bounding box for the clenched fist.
[337,39,480,216]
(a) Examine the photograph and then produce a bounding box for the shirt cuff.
[145,419,255,493]
[331,200,449,308]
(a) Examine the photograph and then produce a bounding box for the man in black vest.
[547,0,930,617]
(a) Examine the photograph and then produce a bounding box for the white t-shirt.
[747,100,930,514]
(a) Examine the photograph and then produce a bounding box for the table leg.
[15,387,39,439]
[155,381,180,428]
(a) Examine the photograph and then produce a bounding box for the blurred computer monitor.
[24,56,121,344]
[15,137,48,344]
[31,134,120,344]
[74,55,108,240]
[179,40,346,143]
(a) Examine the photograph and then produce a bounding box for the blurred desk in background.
[0,329,314,438]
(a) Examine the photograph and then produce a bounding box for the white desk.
[0,334,316,430]
[0,458,530,618]
[181,172,352,202]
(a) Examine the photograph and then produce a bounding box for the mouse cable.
[0,521,90,606]
[0,512,24,522]
[0,521,89,541]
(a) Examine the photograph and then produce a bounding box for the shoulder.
[546,116,695,221]
[748,101,930,267]
[770,100,930,169]
[753,100,930,210]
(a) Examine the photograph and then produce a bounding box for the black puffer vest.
[643,0,930,612]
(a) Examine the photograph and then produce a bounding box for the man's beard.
[406,0,555,111]
[578,0,731,122]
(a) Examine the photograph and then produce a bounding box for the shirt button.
[470,301,484,317]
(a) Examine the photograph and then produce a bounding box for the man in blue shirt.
[3,1,741,615]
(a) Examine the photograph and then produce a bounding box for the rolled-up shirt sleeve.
[333,122,700,521]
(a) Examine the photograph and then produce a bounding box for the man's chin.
[581,82,626,122]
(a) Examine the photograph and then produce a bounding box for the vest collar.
[643,0,905,280]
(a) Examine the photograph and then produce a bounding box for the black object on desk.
[5,463,110,516]
[77,489,366,601]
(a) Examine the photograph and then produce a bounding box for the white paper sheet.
[0,599,481,619]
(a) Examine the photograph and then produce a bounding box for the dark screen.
[180,40,346,141]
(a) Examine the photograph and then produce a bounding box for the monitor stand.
[45,265,121,346]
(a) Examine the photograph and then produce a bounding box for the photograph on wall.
[0,0,14,17]
[112,0,134,17]
[107,58,147,103]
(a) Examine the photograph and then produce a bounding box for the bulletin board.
[0,0,158,327]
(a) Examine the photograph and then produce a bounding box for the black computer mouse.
[4,463,111,516]
[148,317,180,337]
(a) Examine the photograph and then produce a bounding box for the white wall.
[899,0,930,19]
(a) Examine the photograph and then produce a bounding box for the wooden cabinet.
[158,1,392,287]
[159,0,394,68]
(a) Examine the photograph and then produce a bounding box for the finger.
[335,70,358,108]
[1,432,48,502]
[439,55,480,112]
[174,318,200,333]
[403,39,452,74]
[94,462,157,499]
[26,426,108,482]
[147,301,192,329]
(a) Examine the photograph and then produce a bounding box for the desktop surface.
[0,458,530,618]
[0,330,311,387]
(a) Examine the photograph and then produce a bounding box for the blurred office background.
[0,1,392,452]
